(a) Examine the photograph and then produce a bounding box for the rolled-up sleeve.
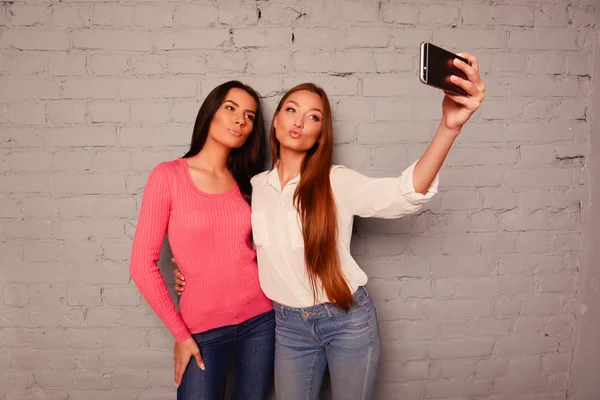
[331,160,438,219]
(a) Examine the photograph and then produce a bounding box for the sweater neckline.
[179,158,240,199]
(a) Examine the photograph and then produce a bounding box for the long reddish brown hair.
[270,83,353,310]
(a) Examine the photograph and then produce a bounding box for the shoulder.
[251,170,269,188]
[330,164,359,183]
[330,165,374,196]
[146,159,182,187]
[330,164,354,191]
[330,164,348,175]
[151,159,180,176]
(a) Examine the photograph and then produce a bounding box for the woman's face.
[273,90,323,154]
[208,88,257,149]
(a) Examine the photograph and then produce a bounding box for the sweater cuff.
[173,328,192,343]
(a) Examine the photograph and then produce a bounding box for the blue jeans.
[177,310,275,400]
[274,287,381,400]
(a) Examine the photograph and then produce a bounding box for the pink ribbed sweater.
[130,159,273,342]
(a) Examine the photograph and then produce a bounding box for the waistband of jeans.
[273,286,369,315]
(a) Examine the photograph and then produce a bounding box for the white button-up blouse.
[250,160,439,308]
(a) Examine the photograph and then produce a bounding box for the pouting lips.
[229,128,242,137]
[289,129,302,139]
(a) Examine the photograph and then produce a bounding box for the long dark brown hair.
[270,83,353,310]
[184,81,266,204]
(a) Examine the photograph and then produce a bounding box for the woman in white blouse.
[175,53,485,399]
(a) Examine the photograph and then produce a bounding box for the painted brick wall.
[0,0,596,399]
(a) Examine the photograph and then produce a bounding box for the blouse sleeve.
[330,160,439,218]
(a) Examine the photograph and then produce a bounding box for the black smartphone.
[419,42,471,97]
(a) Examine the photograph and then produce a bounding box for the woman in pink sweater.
[129,81,274,400]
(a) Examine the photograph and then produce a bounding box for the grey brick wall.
[0,0,596,399]
[570,1,600,399]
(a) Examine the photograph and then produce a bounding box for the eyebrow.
[223,99,256,115]
[285,100,323,114]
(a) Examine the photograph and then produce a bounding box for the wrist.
[175,333,192,343]
[437,120,462,139]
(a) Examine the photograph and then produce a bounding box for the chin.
[279,141,302,152]
[277,137,311,153]
[217,135,247,149]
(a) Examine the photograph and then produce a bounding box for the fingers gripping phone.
[419,42,471,97]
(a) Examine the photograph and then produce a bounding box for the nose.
[234,112,245,127]
[294,116,303,129]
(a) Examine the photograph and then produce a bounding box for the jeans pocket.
[330,303,369,331]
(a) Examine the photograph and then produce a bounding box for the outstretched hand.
[441,52,486,132]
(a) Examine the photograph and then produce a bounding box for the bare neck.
[187,136,231,176]
[277,147,305,188]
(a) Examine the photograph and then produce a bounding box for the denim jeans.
[177,310,275,400]
[273,287,381,400]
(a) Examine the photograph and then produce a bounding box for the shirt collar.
[261,167,301,190]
